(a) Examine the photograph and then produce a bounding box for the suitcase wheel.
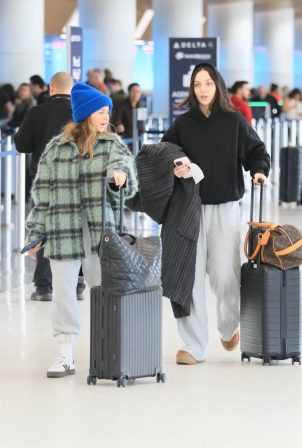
[117,377,128,388]
[292,356,301,366]
[156,372,166,383]
[87,375,97,385]
[241,353,251,363]
[262,357,272,366]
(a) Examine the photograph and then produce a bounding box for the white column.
[0,0,44,87]
[78,0,136,88]
[152,0,204,115]
[254,8,294,87]
[294,18,302,88]
[207,0,254,87]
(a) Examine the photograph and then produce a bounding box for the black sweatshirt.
[14,94,72,176]
[162,104,270,204]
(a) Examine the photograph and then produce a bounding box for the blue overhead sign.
[169,37,218,123]
[68,26,83,82]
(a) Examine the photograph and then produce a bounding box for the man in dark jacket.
[111,82,145,139]
[29,75,49,105]
[15,72,85,301]
[107,78,127,112]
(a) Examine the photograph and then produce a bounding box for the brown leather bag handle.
[275,238,302,256]
[244,223,279,261]
[247,222,277,229]
[244,232,261,260]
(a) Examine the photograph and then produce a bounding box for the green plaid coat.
[26,133,138,259]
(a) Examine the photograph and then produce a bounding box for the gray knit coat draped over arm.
[126,142,201,318]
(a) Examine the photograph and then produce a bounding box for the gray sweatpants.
[49,220,101,343]
[177,201,241,361]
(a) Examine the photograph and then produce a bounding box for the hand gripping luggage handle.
[248,178,264,259]
[102,177,124,235]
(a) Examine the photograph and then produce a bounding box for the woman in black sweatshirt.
[162,63,270,365]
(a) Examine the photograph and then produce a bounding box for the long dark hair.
[178,63,234,112]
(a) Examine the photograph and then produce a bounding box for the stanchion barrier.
[0,150,19,157]
[264,118,272,158]
[0,130,2,214]
[145,115,169,134]
[256,119,264,142]
[4,136,12,227]
[263,119,272,203]
[299,120,302,146]
[272,119,280,187]
[290,120,297,147]
[16,153,26,251]
[122,135,144,146]
[282,120,289,147]
[0,136,26,251]
[132,108,148,157]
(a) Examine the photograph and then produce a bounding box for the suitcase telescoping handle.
[250,178,264,223]
[248,178,264,259]
[102,177,124,235]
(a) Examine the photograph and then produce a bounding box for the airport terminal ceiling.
[45,0,302,38]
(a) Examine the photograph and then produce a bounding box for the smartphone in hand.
[174,157,191,167]
[21,236,47,254]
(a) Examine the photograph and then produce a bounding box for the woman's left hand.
[253,173,267,186]
[112,171,127,187]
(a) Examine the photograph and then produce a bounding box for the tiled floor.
[1,189,302,448]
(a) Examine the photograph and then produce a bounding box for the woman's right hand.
[28,242,43,259]
[174,164,190,178]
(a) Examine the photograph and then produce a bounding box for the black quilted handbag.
[99,179,162,295]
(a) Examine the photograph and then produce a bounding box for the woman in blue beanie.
[26,82,138,378]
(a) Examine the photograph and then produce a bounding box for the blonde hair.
[62,118,116,159]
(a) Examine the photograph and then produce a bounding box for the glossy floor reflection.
[0,191,302,448]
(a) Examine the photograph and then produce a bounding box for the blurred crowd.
[229,81,302,124]
[0,68,145,139]
[1,68,302,139]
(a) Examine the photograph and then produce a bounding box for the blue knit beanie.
[71,82,113,123]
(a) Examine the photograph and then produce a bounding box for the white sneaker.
[47,356,75,378]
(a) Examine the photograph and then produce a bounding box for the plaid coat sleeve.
[106,138,138,200]
[25,144,52,242]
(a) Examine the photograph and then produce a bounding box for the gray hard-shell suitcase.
[240,180,302,365]
[87,179,165,387]
[279,146,302,204]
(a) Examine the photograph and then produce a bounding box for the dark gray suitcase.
[87,179,165,387]
[240,180,302,365]
[279,146,302,204]
[88,286,163,387]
